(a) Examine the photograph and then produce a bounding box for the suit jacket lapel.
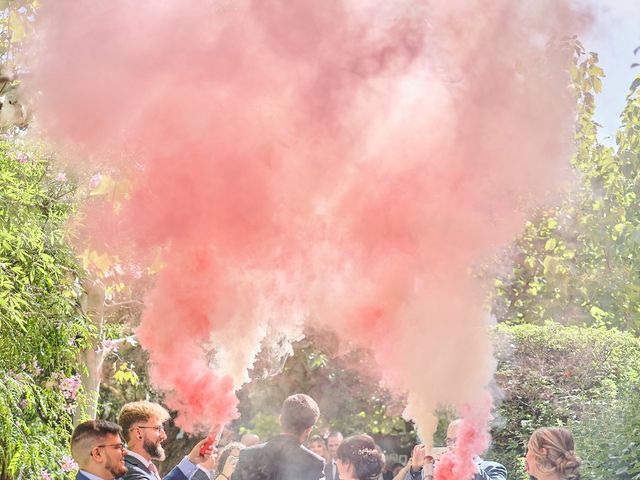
[125,454,152,475]
[324,461,335,480]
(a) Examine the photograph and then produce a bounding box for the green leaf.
[9,13,27,43]
[589,305,608,321]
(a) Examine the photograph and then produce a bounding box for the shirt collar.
[79,470,110,480]
[127,450,153,469]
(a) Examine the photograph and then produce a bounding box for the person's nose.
[160,429,167,441]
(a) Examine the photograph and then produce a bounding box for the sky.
[581,0,640,141]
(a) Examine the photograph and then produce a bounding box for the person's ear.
[91,447,104,463]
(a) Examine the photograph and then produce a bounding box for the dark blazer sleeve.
[122,462,154,480]
[476,461,507,480]
[190,467,211,480]
[123,472,152,480]
[231,447,265,480]
[309,456,325,480]
[162,466,189,480]
[297,446,325,480]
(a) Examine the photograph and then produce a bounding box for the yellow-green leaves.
[113,362,139,386]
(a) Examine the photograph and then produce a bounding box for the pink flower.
[131,264,143,279]
[100,339,119,353]
[32,360,43,376]
[60,374,81,401]
[16,152,29,163]
[56,172,67,182]
[89,173,102,189]
[41,470,52,480]
[61,455,79,472]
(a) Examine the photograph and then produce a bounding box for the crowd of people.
[71,393,581,480]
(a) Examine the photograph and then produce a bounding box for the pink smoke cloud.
[31,0,587,446]
[434,394,493,480]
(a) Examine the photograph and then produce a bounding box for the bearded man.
[71,419,128,480]
[119,401,213,480]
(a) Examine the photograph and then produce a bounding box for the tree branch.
[106,299,145,310]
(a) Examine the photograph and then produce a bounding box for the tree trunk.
[74,277,106,424]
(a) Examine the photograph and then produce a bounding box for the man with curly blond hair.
[119,400,213,480]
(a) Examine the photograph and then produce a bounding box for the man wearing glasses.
[404,419,507,480]
[71,419,128,480]
[119,400,213,480]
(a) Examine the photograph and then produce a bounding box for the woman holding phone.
[214,442,244,480]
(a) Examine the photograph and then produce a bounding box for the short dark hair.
[280,394,320,436]
[71,420,122,459]
[337,435,384,480]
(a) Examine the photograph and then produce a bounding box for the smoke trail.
[433,395,492,480]
[31,0,585,446]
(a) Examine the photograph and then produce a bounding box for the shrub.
[490,322,640,480]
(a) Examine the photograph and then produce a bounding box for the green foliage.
[493,43,640,334]
[0,1,37,59]
[244,411,281,441]
[0,145,88,365]
[113,362,140,386]
[0,1,37,131]
[490,322,640,480]
[0,374,71,480]
[235,329,415,445]
[569,386,640,480]
[490,43,640,480]
[0,142,90,479]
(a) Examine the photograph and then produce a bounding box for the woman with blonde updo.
[336,434,384,480]
[307,435,329,462]
[525,427,581,480]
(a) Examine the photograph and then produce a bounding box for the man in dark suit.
[324,432,343,480]
[232,393,325,480]
[118,400,213,480]
[71,419,128,480]
[445,420,507,480]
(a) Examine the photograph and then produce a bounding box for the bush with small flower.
[0,141,92,479]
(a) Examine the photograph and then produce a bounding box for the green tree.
[0,142,91,479]
[236,328,414,440]
[489,42,640,479]
[0,0,36,130]
[492,43,640,334]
